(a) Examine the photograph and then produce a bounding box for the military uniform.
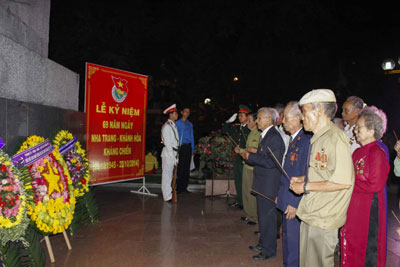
[221,105,251,206]
[161,105,179,202]
[239,128,260,223]
[297,122,354,267]
[296,89,355,267]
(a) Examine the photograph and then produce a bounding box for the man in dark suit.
[277,101,311,267]
[242,107,285,261]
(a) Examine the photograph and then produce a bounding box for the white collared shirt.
[343,123,360,154]
[290,128,302,141]
[261,125,274,139]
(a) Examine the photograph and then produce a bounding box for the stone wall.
[0,0,79,111]
[0,97,86,155]
[0,0,50,57]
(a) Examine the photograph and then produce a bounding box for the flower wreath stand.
[0,138,38,266]
[53,130,98,235]
[14,136,76,263]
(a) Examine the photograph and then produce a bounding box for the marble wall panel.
[0,97,85,155]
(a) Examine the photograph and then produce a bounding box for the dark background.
[48,0,400,140]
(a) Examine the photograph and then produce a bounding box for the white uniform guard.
[161,104,179,201]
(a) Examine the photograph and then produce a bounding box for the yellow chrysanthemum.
[17,135,76,235]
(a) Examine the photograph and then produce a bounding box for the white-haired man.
[277,101,311,267]
[242,107,285,261]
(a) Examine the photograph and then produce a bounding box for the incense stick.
[392,210,400,225]
[225,133,239,146]
[394,130,399,141]
[267,146,291,181]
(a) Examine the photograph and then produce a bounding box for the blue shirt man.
[175,107,195,193]
[175,119,194,153]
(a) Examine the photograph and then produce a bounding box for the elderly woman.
[340,106,390,267]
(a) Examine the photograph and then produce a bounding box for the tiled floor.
[46,185,400,267]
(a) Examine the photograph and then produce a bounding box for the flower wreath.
[53,130,90,197]
[17,136,76,235]
[0,149,30,245]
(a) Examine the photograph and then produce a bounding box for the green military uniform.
[221,105,251,206]
[240,128,260,222]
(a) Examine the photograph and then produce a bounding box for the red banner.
[85,63,147,185]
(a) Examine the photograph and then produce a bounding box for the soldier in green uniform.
[222,104,251,208]
[236,112,260,224]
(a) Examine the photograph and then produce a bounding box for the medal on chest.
[314,148,328,170]
[289,151,298,166]
[349,137,355,146]
[355,157,365,175]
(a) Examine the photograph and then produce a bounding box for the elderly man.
[274,103,290,239]
[242,107,285,261]
[290,89,354,267]
[342,96,364,154]
[277,101,311,267]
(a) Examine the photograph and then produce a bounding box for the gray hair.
[311,102,337,120]
[359,106,387,140]
[258,107,279,124]
[346,96,365,111]
[286,101,302,118]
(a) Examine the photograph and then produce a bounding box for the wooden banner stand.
[44,231,72,263]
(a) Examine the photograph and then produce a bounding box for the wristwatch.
[303,181,310,194]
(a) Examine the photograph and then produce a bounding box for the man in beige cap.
[290,89,354,267]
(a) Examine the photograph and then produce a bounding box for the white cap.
[299,89,336,105]
[163,104,177,114]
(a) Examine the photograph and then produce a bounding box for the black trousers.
[177,143,191,191]
[257,195,277,257]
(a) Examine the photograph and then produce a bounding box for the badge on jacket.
[314,148,327,170]
[355,157,365,175]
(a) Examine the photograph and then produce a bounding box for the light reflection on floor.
[45,185,400,267]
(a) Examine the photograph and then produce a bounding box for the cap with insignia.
[299,89,336,106]
[163,103,177,114]
[238,104,251,114]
